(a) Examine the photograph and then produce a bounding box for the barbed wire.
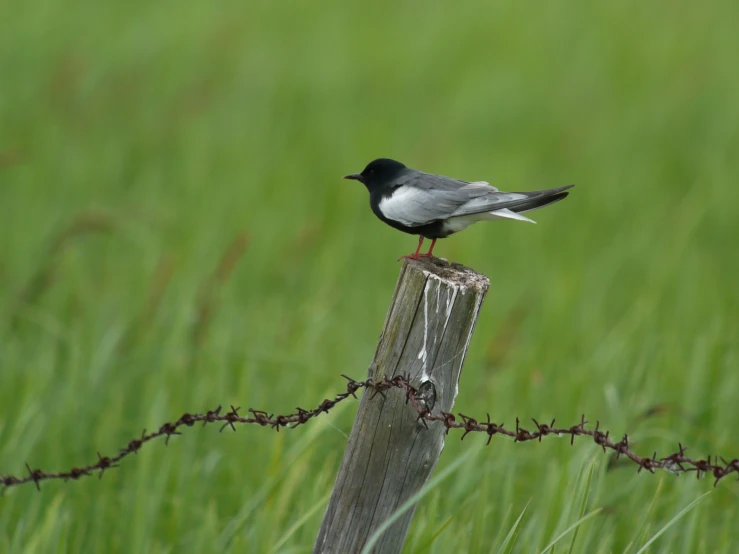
[2,374,738,493]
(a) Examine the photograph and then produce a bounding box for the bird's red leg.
[420,238,437,258]
[398,236,424,261]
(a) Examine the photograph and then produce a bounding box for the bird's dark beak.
[343,173,362,182]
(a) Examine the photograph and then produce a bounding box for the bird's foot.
[399,237,427,261]
[398,253,421,261]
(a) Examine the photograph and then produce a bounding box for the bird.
[344,158,575,260]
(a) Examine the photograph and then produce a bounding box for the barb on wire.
[2,375,738,492]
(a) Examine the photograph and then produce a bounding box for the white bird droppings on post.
[418,278,430,380]
[418,273,461,383]
[445,284,457,320]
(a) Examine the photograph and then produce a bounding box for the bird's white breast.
[377,186,431,226]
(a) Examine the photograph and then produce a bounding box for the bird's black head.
[344,158,407,190]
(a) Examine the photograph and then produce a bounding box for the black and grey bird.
[344,158,574,259]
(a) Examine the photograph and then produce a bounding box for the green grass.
[2,1,739,552]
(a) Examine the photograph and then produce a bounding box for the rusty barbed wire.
[2,374,738,492]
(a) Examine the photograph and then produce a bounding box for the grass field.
[2,1,739,552]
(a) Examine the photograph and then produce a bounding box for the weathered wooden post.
[314,257,489,554]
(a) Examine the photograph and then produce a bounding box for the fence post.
[313,257,489,554]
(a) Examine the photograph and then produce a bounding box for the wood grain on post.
[314,257,489,554]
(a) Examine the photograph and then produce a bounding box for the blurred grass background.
[2,0,739,552]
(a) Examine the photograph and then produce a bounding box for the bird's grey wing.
[449,185,574,218]
[448,191,531,217]
[379,172,512,227]
[400,171,499,193]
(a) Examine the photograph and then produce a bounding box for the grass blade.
[634,491,711,554]
[270,490,332,554]
[495,500,531,554]
[360,449,475,554]
[410,512,456,554]
[568,461,596,554]
[540,509,603,554]
[622,477,665,554]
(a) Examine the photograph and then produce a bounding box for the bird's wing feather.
[469,181,498,192]
[380,170,572,227]
[450,185,574,218]
[380,172,525,227]
[448,192,530,217]
[400,171,496,193]
[378,172,504,227]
